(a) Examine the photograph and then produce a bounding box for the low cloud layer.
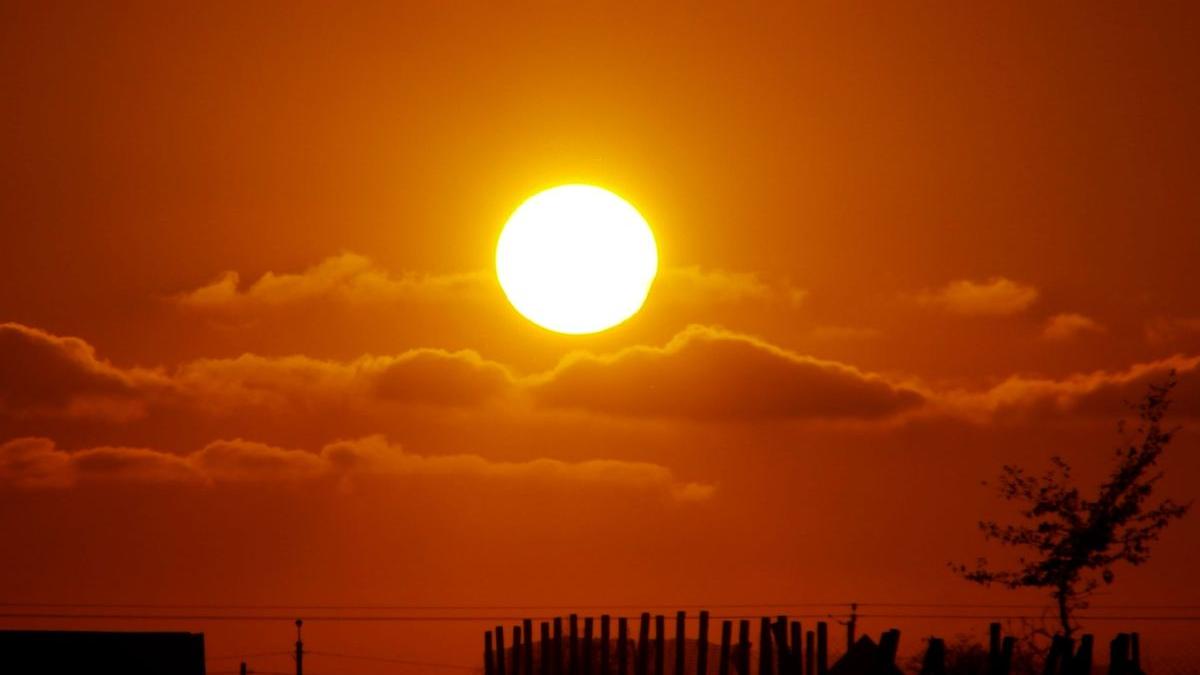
[530,325,924,420]
[0,435,714,501]
[0,323,514,423]
[0,323,168,421]
[945,354,1200,421]
[3,320,1196,453]
[0,322,927,426]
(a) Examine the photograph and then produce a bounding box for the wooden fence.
[482,612,1146,675]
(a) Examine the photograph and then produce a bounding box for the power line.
[3,610,1200,623]
[5,600,1200,610]
[309,649,477,670]
[208,651,294,661]
[0,602,854,611]
[0,611,848,622]
[854,603,1200,610]
[857,614,1200,622]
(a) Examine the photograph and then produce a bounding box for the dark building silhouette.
[0,630,205,675]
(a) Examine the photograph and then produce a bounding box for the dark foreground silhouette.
[483,612,1145,675]
[0,629,205,675]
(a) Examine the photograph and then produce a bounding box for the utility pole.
[295,619,304,675]
[843,604,857,650]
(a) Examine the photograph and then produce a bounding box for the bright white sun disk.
[496,185,658,334]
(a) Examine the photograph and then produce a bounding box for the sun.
[496,185,658,334]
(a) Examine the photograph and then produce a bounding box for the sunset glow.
[2,2,1199,672]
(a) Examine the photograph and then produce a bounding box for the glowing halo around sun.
[496,185,658,334]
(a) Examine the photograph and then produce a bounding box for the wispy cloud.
[1042,313,1105,340]
[176,252,486,311]
[0,435,714,501]
[914,277,1039,316]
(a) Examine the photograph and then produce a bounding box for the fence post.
[676,612,687,675]
[618,617,629,675]
[789,622,801,675]
[815,623,828,675]
[513,626,523,675]
[554,618,565,675]
[542,622,553,675]
[601,615,612,675]
[879,630,900,667]
[1075,635,1094,675]
[1108,635,1123,675]
[804,632,814,675]
[584,617,595,675]
[920,638,946,675]
[737,620,751,675]
[719,620,732,675]
[525,619,535,675]
[1061,638,1076,675]
[772,617,789,675]
[1042,636,1063,675]
[655,615,666,675]
[570,615,580,675]
[657,612,667,675]
[486,631,496,675]
[698,611,710,675]
[1001,636,1016,675]
[987,624,1001,675]
[637,613,651,675]
[1130,633,1141,675]
[498,627,508,675]
[759,618,774,675]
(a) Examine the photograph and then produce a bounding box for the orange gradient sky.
[2,2,1200,672]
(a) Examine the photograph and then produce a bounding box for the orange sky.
[2,1,1200,672]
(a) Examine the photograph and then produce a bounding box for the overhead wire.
[2,610,1200,622]
[308,649,478,670]
[4,600,1200,610]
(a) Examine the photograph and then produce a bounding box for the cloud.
[0,435,713,500]
[176,252,486,310]
[0,437,73,488]
[529,325,923,420]
[8,320,1195,438]
[0,323,516,426]
[0,437,200,486]
[370,350,514,405]
[655,266,806,307]
[190,438,328,482]
[175,349,514,413]
[1042,313,1105,340]
[0,323,167,421]
[2,321,924,429]
[177,254,808,316]
[71,445,201,483]
[914,277,1039,316]
[321,436,714,500]
[1145,316,1200,346]
[942,354,1200,421]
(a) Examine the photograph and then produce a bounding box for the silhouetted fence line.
[483,612,1149,675]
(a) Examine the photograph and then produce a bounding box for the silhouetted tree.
[953,374,1190,638]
